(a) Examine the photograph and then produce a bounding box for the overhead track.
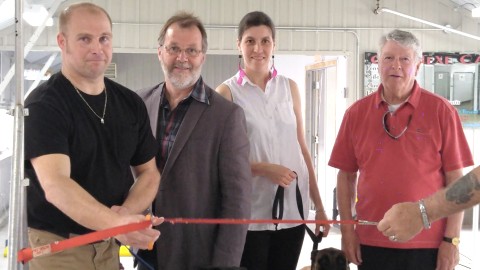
[374,7,480,41]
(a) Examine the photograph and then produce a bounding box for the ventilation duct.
[105,63,116,79]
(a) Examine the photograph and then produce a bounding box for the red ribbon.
[164,218,359,225]
[17,218,363,264]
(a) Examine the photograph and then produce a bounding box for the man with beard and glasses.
[24,2,162,269]
[136,11,252,270]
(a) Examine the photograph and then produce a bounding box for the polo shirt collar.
[375,80,421,109]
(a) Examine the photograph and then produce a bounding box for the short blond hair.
[58,2,112,33]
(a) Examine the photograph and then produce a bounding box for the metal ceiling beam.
[24,51,57,99]
[0,0,64,98]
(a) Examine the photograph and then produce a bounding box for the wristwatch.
[443,236,460,246]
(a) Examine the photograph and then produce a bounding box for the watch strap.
[443,236,460,246]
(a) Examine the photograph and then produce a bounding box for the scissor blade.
[357,220,379,225]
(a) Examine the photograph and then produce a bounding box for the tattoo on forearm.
[446,172,480,204]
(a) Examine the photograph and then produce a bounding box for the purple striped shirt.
[156,78,209,171]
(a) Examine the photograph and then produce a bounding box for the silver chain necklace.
[74,86,107,124]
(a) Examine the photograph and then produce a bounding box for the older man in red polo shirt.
[329,29,473,270]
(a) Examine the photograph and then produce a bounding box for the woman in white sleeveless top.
[216,11,330,270]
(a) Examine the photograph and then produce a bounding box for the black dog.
[310,247,350,270]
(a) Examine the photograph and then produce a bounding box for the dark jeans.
[240,225,306,270]
[359,245,438,270]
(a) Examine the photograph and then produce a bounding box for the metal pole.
[8,0,26,269]
[7,1,64,268]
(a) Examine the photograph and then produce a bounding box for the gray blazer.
[137,80,252,270]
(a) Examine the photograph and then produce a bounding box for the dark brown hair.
[157,11,208,53]
[237,11,275,42]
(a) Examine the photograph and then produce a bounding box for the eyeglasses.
[162,45,202,57]
[382,111,412,140]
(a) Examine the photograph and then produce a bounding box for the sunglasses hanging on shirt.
[382,111,412,140]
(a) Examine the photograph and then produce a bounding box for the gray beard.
[162,62,201,89]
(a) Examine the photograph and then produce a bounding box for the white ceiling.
[0,0,64,30]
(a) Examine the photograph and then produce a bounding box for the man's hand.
[436,241,459,270]
[341,225,362,265]
[112,210,163,249]
[377,202,423,242]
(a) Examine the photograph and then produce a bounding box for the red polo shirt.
[329,81,474,249]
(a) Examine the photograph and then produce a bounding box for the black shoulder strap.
[272,185,284,230]
[272,172,323,250]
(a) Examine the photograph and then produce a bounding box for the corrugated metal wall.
[90,0,479,53]
[112,53,238,91]
[2,0,479,100]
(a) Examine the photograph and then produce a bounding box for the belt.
[46,231,109,245]
[69,234,110,245]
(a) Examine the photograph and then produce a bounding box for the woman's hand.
[315,210,331,236]
[261,163,296,188]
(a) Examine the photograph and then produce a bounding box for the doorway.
[304,59,346,220]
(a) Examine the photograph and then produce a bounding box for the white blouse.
[223,72,309,231]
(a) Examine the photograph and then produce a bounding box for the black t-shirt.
[25,72,158,236]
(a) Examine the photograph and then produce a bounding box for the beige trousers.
[27,228,120,270]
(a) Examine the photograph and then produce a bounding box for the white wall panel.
[2,0,479,52]
[112,53,237,92]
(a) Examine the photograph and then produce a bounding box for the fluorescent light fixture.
[377,8,480,41]
[472,7,480,17]
[23,4,53,27]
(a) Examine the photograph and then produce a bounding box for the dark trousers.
[359,245,438,270]
[240,225,305,270]
[136,246,157,270]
